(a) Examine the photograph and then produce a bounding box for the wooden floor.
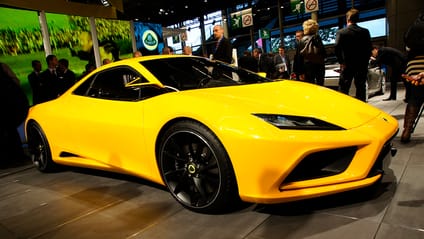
[1,89,423,239]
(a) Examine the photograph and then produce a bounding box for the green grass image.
[0,7,133,105]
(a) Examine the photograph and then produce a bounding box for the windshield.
[141,57,277,91]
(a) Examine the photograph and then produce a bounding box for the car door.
[64,66,150,173]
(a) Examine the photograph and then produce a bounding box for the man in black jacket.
[57,58,76,95]
[27,60,42,105]
[238,50,258,72]
[292,30,304,80]
[39,54,60,103]
[371,46,407,100]
[211,25,233,64]
[335,8,372,102]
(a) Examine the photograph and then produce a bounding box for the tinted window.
[73,67,147,101]
[141,57,273,91]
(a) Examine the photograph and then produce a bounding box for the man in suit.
[292,30,304,80]
[57,58,76,95]
[39,54,60,103]
[238,50,258,72]
[28,60,42,105]
[211,25,233,64]
[273,45,291,79]
[335,8,372,102]
[253,48,273,78]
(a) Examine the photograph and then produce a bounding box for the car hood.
[181,80,382,129]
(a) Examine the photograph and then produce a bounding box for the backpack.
[300,35,325,64]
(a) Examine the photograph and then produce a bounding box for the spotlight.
[100,0,112,7]
[100,0,111,7]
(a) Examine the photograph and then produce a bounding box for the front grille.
[284,146,357,183]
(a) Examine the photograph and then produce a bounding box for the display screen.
[134,22,164,55]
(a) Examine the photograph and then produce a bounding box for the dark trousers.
[387,66,404,100]
[339,65,368,102]
[304,62,325,86]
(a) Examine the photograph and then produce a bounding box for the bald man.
[211,25,232,63]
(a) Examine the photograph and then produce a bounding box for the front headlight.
[254,114,345,130]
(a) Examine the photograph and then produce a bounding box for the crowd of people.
[27,54,77,105]
[2,13,424,168]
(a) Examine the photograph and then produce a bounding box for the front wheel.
[26,121,57,172]
[158,120,239,214]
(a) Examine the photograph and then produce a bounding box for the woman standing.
[298,19,326,85]
[400,11,424,143]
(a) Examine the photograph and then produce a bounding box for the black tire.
[158,120,239,214]
[26,121,57,172]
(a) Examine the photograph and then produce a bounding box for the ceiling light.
[100,0,111,7]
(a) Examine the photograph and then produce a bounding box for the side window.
[142,58,203,90]
[74,67,147,101]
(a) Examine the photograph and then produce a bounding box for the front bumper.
[229,112,398,204]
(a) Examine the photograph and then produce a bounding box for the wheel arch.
[154,117,239,189]
[25,119,41,140]
[154,117,242,213]
[155,117,226,161]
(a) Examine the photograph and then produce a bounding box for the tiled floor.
[1,88,423,239]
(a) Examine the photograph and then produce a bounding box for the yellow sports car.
[25,55,398,214]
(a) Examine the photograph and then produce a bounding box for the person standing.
[27,60,42,105]
[183,46,193,55]
[335,8,372,102]
[272,45,291,79]
[254,48,273,78]
[79,63,96,81]
[162,46,172,55]
[102,58,112,65]
[292,30,304,80]
[57,58,76,95]
[0,62,29,167]
[133,51,142,57]
[39,54,60,103]
[370,46,407,101]
[238,50,258,72]
[400,11,424,143]
[211,25,233,64]
[299,19,326,85]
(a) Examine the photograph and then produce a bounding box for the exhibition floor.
[1,88,423,239]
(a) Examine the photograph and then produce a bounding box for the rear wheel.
[158,120,239,214]
[26,121,57,172]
